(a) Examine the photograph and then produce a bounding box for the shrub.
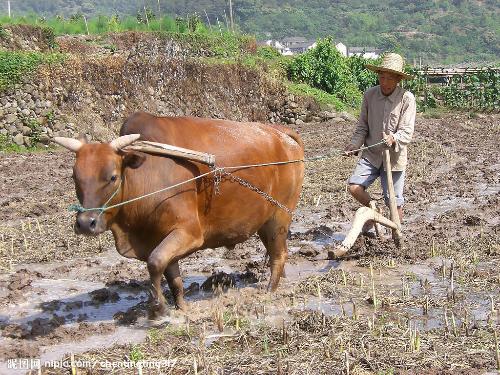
[286,38,363,107]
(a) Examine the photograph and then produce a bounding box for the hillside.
[2,0,499,65]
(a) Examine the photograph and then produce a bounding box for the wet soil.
[0,113,498,374]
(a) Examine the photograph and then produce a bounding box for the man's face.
[378,72,402,96]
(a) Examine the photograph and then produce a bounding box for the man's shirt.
[351,85,416,171]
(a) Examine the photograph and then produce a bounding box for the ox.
[54,112,304,318]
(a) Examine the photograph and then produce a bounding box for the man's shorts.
[348,157,405,207]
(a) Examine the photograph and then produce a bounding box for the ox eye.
[110,175,118,182]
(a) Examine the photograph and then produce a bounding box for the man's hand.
[343,144,359,156]
[383,132,396,148]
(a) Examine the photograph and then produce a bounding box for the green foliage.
[286,38,362,107]
[0,134,23,152]
[287,83,345,111]
[405,67,499,112]
[22,117,43,145]
[257,46,282,60]
[0,51,66,90]
[347,55,379,92]
[129,344,144,363]
[0,25,8,39]
[4,0,500,64]
[439,70,499,111]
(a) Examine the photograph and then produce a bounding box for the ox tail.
[271,124,304,150]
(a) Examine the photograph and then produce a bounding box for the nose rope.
[68,180,122,215]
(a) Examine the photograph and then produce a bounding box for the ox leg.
[163,261,187,311]
[258,213,290,292]
[147,229,201,319]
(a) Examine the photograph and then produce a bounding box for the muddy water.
[1,201,497,374]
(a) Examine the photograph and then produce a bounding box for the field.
[0,112,499,374]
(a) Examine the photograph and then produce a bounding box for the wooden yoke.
[383,149,402,245]
[124,141,216,166]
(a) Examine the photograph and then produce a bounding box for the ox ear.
[53,137,83,152]
[122,151,146,169]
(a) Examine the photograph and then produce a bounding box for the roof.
[349,46,381,53]
[289,41,315,50]
[282,37,308,43]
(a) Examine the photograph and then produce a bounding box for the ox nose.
[75,213,98,234]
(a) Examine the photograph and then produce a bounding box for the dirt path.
[0,113,498,374]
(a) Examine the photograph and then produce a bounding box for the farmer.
[344,52,416,233]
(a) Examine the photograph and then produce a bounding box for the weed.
[129,344,144,363]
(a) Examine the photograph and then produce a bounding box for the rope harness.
[68,140,387,216]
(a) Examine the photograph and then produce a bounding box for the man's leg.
[348,184,371,206]
[347,158,380,232]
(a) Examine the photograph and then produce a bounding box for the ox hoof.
[175,299,189,312]
[148,303,169,320]
[327,245,348,260]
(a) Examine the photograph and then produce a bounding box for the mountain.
[3,0,499,65]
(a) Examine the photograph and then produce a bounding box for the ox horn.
[109,134,141,150]
[53,137,84,152]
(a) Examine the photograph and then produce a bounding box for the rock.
[321,111,337,119]
[13,133,24,145]
[5,114,16,124]
[147,86,155,96]
[38,134,50,144]
[295,119,305,126]
[21,126,32,136]
[340,111,357,122]
[299,245,319,257]
[0,129,7,136]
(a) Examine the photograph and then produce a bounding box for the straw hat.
[366,52,413,79]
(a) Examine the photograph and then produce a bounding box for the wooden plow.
[331,149,403,258]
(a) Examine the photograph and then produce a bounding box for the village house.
[258,37,381,59]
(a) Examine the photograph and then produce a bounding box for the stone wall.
[0,28,351,147]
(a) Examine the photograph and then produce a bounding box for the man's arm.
[392,92,416,152]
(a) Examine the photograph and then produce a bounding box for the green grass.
[0,14,226,36]
[0,134,53,153]
[287,82,347,111]
[0,134,24,152]
[0,51,66,90]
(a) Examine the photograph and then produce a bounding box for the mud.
[0,113,499,374]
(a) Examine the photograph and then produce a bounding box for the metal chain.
[219,169,294,215]
[211,165,223,195]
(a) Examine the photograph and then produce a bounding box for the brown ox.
[54,112,304,317]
